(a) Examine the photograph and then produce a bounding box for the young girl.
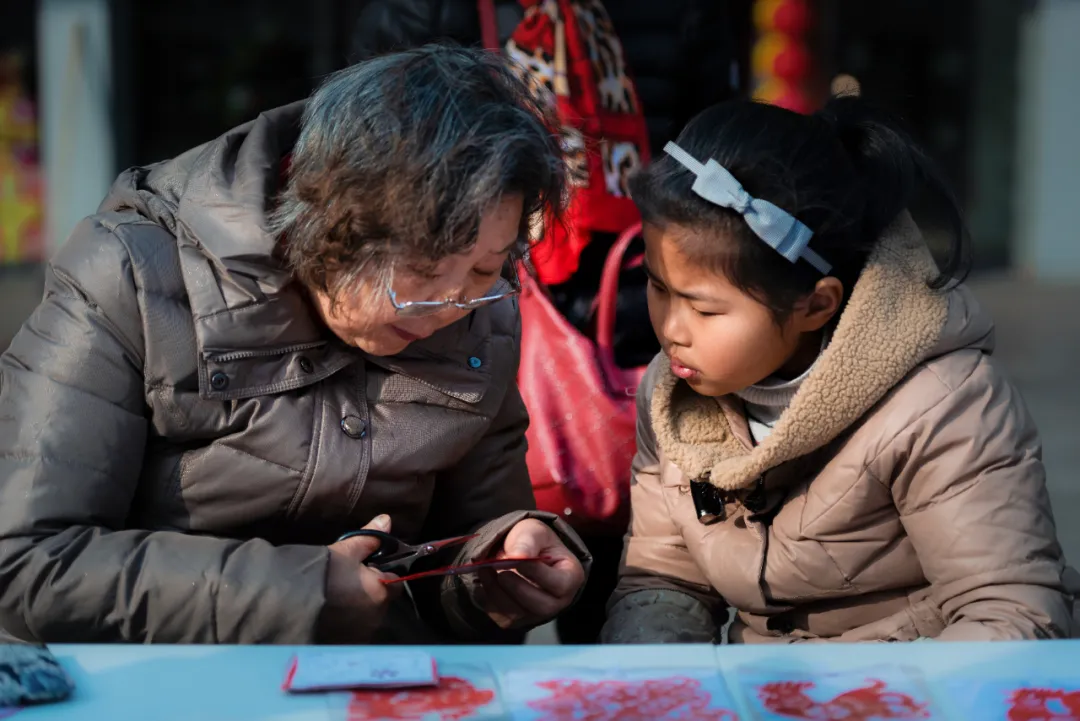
[601,96,1079,643]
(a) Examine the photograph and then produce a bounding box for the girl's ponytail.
[817,95,972,289]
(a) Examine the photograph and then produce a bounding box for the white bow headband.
[663,142,832,275]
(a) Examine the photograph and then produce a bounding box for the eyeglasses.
[387,263,522,317]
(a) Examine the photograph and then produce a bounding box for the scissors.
[337,529,477,575]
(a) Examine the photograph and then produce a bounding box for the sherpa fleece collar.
[650,213,950,491]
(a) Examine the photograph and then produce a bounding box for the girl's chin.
[688,377,734,398]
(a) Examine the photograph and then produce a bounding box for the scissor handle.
[336,529,403,566]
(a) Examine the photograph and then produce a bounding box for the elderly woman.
[0,46,588,644]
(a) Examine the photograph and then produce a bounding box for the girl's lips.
[669,355,700,381]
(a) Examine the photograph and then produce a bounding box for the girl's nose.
[662,308,692,348]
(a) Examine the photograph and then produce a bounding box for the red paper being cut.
[757,679,929,720]
[382,556,553,585]
[346,676,495,721]
[1006,687,1080,721]
[525,676,738,721]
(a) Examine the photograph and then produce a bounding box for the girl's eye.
[695,309,720,318]
[473,267,501,278]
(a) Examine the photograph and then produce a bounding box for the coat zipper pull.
[691,473,726,525]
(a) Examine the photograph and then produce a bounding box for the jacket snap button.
[341,415,367,439]
[468,356,482,369]
[298,356,314,373]
[209,371,229,390]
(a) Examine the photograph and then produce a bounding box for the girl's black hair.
[629,95,972,323]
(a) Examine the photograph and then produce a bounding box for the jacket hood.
[99,101,306,299]
[651,213,995,491]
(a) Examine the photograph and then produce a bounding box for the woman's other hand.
[477,518,586,630]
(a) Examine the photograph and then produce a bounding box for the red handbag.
[518,223,648,535]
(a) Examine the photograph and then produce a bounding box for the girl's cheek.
[647,300,666,337]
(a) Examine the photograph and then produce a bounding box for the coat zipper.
[207,340,328,363]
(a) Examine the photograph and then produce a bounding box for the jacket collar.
[360,310,500,405]
[650,213,955,491]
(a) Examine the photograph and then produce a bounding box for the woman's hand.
[318,515,401,642]
[477,518,586,630]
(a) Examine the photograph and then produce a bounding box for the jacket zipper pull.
[691,473,725,525]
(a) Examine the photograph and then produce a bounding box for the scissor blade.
[423,533,478,552]
[370,534,478,573]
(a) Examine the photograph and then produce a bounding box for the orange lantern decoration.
[752,32,811,82]
[755,0,811,35]
[751,0,815,114]
[754,78,814,116]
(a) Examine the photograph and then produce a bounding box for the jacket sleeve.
[601,359,726,644]
[0,219,329,644]
[412,305,592,642]
[886,354,1077,641]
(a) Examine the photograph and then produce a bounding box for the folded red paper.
[382,556,555,585]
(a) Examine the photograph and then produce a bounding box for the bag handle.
[595,222,643,378]
[477,0,500,51]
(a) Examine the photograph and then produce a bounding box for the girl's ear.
[793,277,844,332]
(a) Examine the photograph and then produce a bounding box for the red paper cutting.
[525,676,739,721]
[1006,687,1080,721]
[346,676,495,721]
[757,679,929,720]
[382,556,554,585]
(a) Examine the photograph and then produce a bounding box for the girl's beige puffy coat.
[603,217,1079,644]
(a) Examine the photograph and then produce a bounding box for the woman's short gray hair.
[271,44,566,300]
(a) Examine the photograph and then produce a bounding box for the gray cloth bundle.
[0,644,74,708]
